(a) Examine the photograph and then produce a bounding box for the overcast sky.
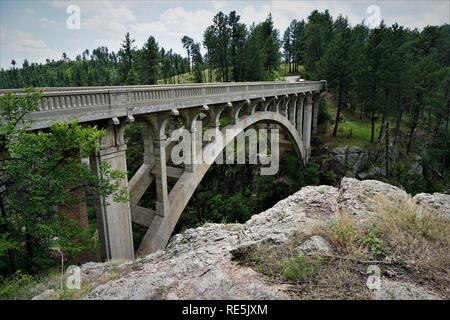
[0,0,449,69]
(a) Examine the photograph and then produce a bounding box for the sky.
[0,0,449,69]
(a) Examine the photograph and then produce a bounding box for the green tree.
[136,36,160,85]
[320,15,352,136]
[181,35,194,74]
[0,90,127,275]
[119,32,136,83]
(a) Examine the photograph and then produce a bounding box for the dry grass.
[233,195,449,299]
[232,232,371,299]
[318,195,450,297]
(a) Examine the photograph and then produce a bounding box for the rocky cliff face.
[34,178,450,300]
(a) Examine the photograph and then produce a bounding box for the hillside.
[31,178,449,300]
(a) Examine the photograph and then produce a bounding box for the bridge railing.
[1,81,326,129]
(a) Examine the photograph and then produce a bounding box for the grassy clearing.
[157,64,299,85]
[157,69,219,84]
[317,97,412,150]
[233,195,450,299]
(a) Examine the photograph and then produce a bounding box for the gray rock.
[297,236,332,255]
[357,167,386,180]
[339,177,409,216]
[408,161,423,176]
[412,192,450,217]
[30,178,448,300]
[373,279,440,300]
[331,146,368,178]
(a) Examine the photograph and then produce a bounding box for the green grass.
[278,64,305,77]
[157,64,304,84]
[158,68,220,84]
[317,97,412,150]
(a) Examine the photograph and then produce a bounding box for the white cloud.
[0,28,60,67]
[3,0,448,69]
[11,30,58,56]
[211,0,227,11]
[379,1,450,29]
[40,17,61,28]
[241,4,272,25]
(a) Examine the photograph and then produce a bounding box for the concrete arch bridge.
[3,81,326,260]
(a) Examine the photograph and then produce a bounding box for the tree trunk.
[332,86,343,136]
[407,91,423,155]
[25,232,33,272]
[378,88,389,141]
[370,111,376,143]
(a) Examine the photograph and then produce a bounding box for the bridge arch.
[136,110,306,255]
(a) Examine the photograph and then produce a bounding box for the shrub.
[360,231,384,257]
[283,256,323,282]
[0,271,36,300]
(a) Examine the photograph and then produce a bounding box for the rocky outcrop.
[413,192,450,218]
[331,146,368,178]
[33,178,449,300]
[330,145,423,181]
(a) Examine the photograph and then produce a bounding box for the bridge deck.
[1,81,326,129]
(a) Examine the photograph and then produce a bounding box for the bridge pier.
[312,93,320,135]
[296,94,305,135]
[303,94,314,161]
[90,120,134,260]
[142,113,171,217]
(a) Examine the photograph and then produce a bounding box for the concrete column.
[303,94,313,161]
[153,136,169,216]
[296,95,305,135]
[288,95,297,127]
[142,112,172,217]
[90,121,134,261]
[180,106,208,172]
[312,94,320,134]
[279,96,289,118]
[142,123,154,166]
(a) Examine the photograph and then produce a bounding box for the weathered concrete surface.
[31,178,448,300]
[8,81,326,130]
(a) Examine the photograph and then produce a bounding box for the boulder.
[297,236,332,255]
[412,192,450,217]
[331,146,368,178]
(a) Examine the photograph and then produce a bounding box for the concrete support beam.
[131,205,156,227]
[288,94,297,128]
[152,165,183,179]
[312,93,320,134]
[142,113,171,217]
[180,106,207,172]
[206,104,227,128]
[303,94,313,161]
[90,120,134,261]
[228,101,246,125]
[128,163,153,206]
[152,137,169,216]
[279,95,289,118]
[296,94,305,135]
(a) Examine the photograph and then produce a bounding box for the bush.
[283,256,323,282]
[318,99,333,125]
[0,271,36,300]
